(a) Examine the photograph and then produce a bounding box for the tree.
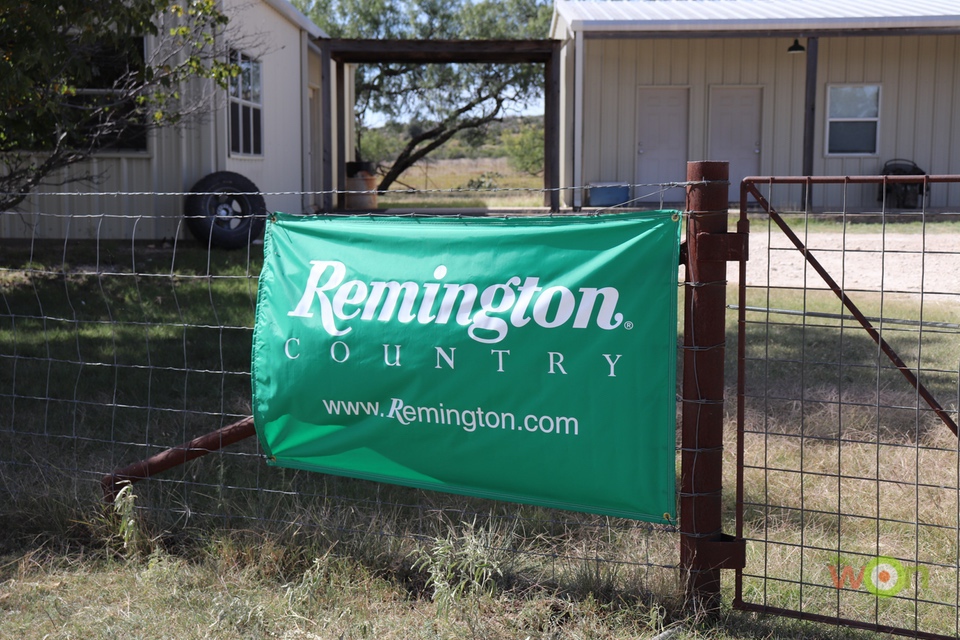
[504,118,544,175]
[0,0,237,211]
[297,0,551,192]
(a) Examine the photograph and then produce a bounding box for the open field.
[377,157,547,209]
[2,219,959,638]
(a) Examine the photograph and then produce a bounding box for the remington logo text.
[288,261,625,344]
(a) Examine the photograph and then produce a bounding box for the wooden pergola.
[317,39,561,211]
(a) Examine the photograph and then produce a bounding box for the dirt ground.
[729,230,960,297]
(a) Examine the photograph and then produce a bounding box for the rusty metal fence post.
[681,161,746,610]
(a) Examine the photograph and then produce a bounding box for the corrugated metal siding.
[582,41,602,187]
[2,150,177,241]
[815,35,960,208]
[947,36,960,205]
[575,34,960,210]
[579,37,807,203]
[4,40,207,240]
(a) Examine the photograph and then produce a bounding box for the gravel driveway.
[729,230,960,298]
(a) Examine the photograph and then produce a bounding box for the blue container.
[587,183,630,207]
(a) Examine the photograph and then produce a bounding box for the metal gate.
[734,175,960,638]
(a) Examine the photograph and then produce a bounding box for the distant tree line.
[363,115,544,173]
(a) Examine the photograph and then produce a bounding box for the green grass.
[377,157,546,209]
[0,539,886,639]
[3,230,959,638]
[0,237,685,638]
[732,279,960,637]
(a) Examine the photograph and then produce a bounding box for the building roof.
[551,0,960,37]
[264,0,328,39]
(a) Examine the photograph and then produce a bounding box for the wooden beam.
[327,39,557,63]
[321,38,562,211]
[544,40,561,211]
[336,60,346,210]
[320,42,333,212]
[801,37,818,212]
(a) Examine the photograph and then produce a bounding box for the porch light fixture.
[788,38,806,54]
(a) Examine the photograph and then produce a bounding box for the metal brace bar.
[744,182,959,438]
[695,232,749,262]
[693,534,747,570]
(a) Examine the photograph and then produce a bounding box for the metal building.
[3,0,336,241]
[551,0,960,210]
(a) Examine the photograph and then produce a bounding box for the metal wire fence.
[734,176,960,638]
[0,184,687,603]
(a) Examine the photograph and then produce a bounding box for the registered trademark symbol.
[624,321,634,330]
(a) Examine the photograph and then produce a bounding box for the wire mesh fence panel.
[0,186,688,603]
[735,176,960,639]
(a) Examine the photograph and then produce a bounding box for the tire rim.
[213,193,249,230]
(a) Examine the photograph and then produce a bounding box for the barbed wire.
[1,180,718,199]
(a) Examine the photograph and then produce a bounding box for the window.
[67,39,148,152]
[826,85,880,155]
[229,51,263,155]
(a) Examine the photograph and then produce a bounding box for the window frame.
[65,37,149,155]
[825,84,881,157]
[228,50,264,157]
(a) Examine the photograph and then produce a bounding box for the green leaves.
[1,0,236,210]
[504,120,544,175]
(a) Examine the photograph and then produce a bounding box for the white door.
[709,87,762,198]
[636,88,689,203]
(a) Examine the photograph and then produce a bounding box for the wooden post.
[680,161,730,611]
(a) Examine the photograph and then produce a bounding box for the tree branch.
[377,93,506,192]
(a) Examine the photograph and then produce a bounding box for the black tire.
[184,172,267,250]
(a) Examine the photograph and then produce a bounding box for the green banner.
[252,212,680,523]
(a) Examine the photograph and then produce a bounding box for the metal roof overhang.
[576,26,960,39]
[552,0,960,39]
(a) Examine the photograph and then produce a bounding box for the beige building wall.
[816,35,960,208]
[307,44,325,212]
[220,0,310,216]
[2,0,325,240]
[558,39,575,205]
[567,34,960,210]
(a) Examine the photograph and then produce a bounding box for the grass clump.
[411,517,505,616]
